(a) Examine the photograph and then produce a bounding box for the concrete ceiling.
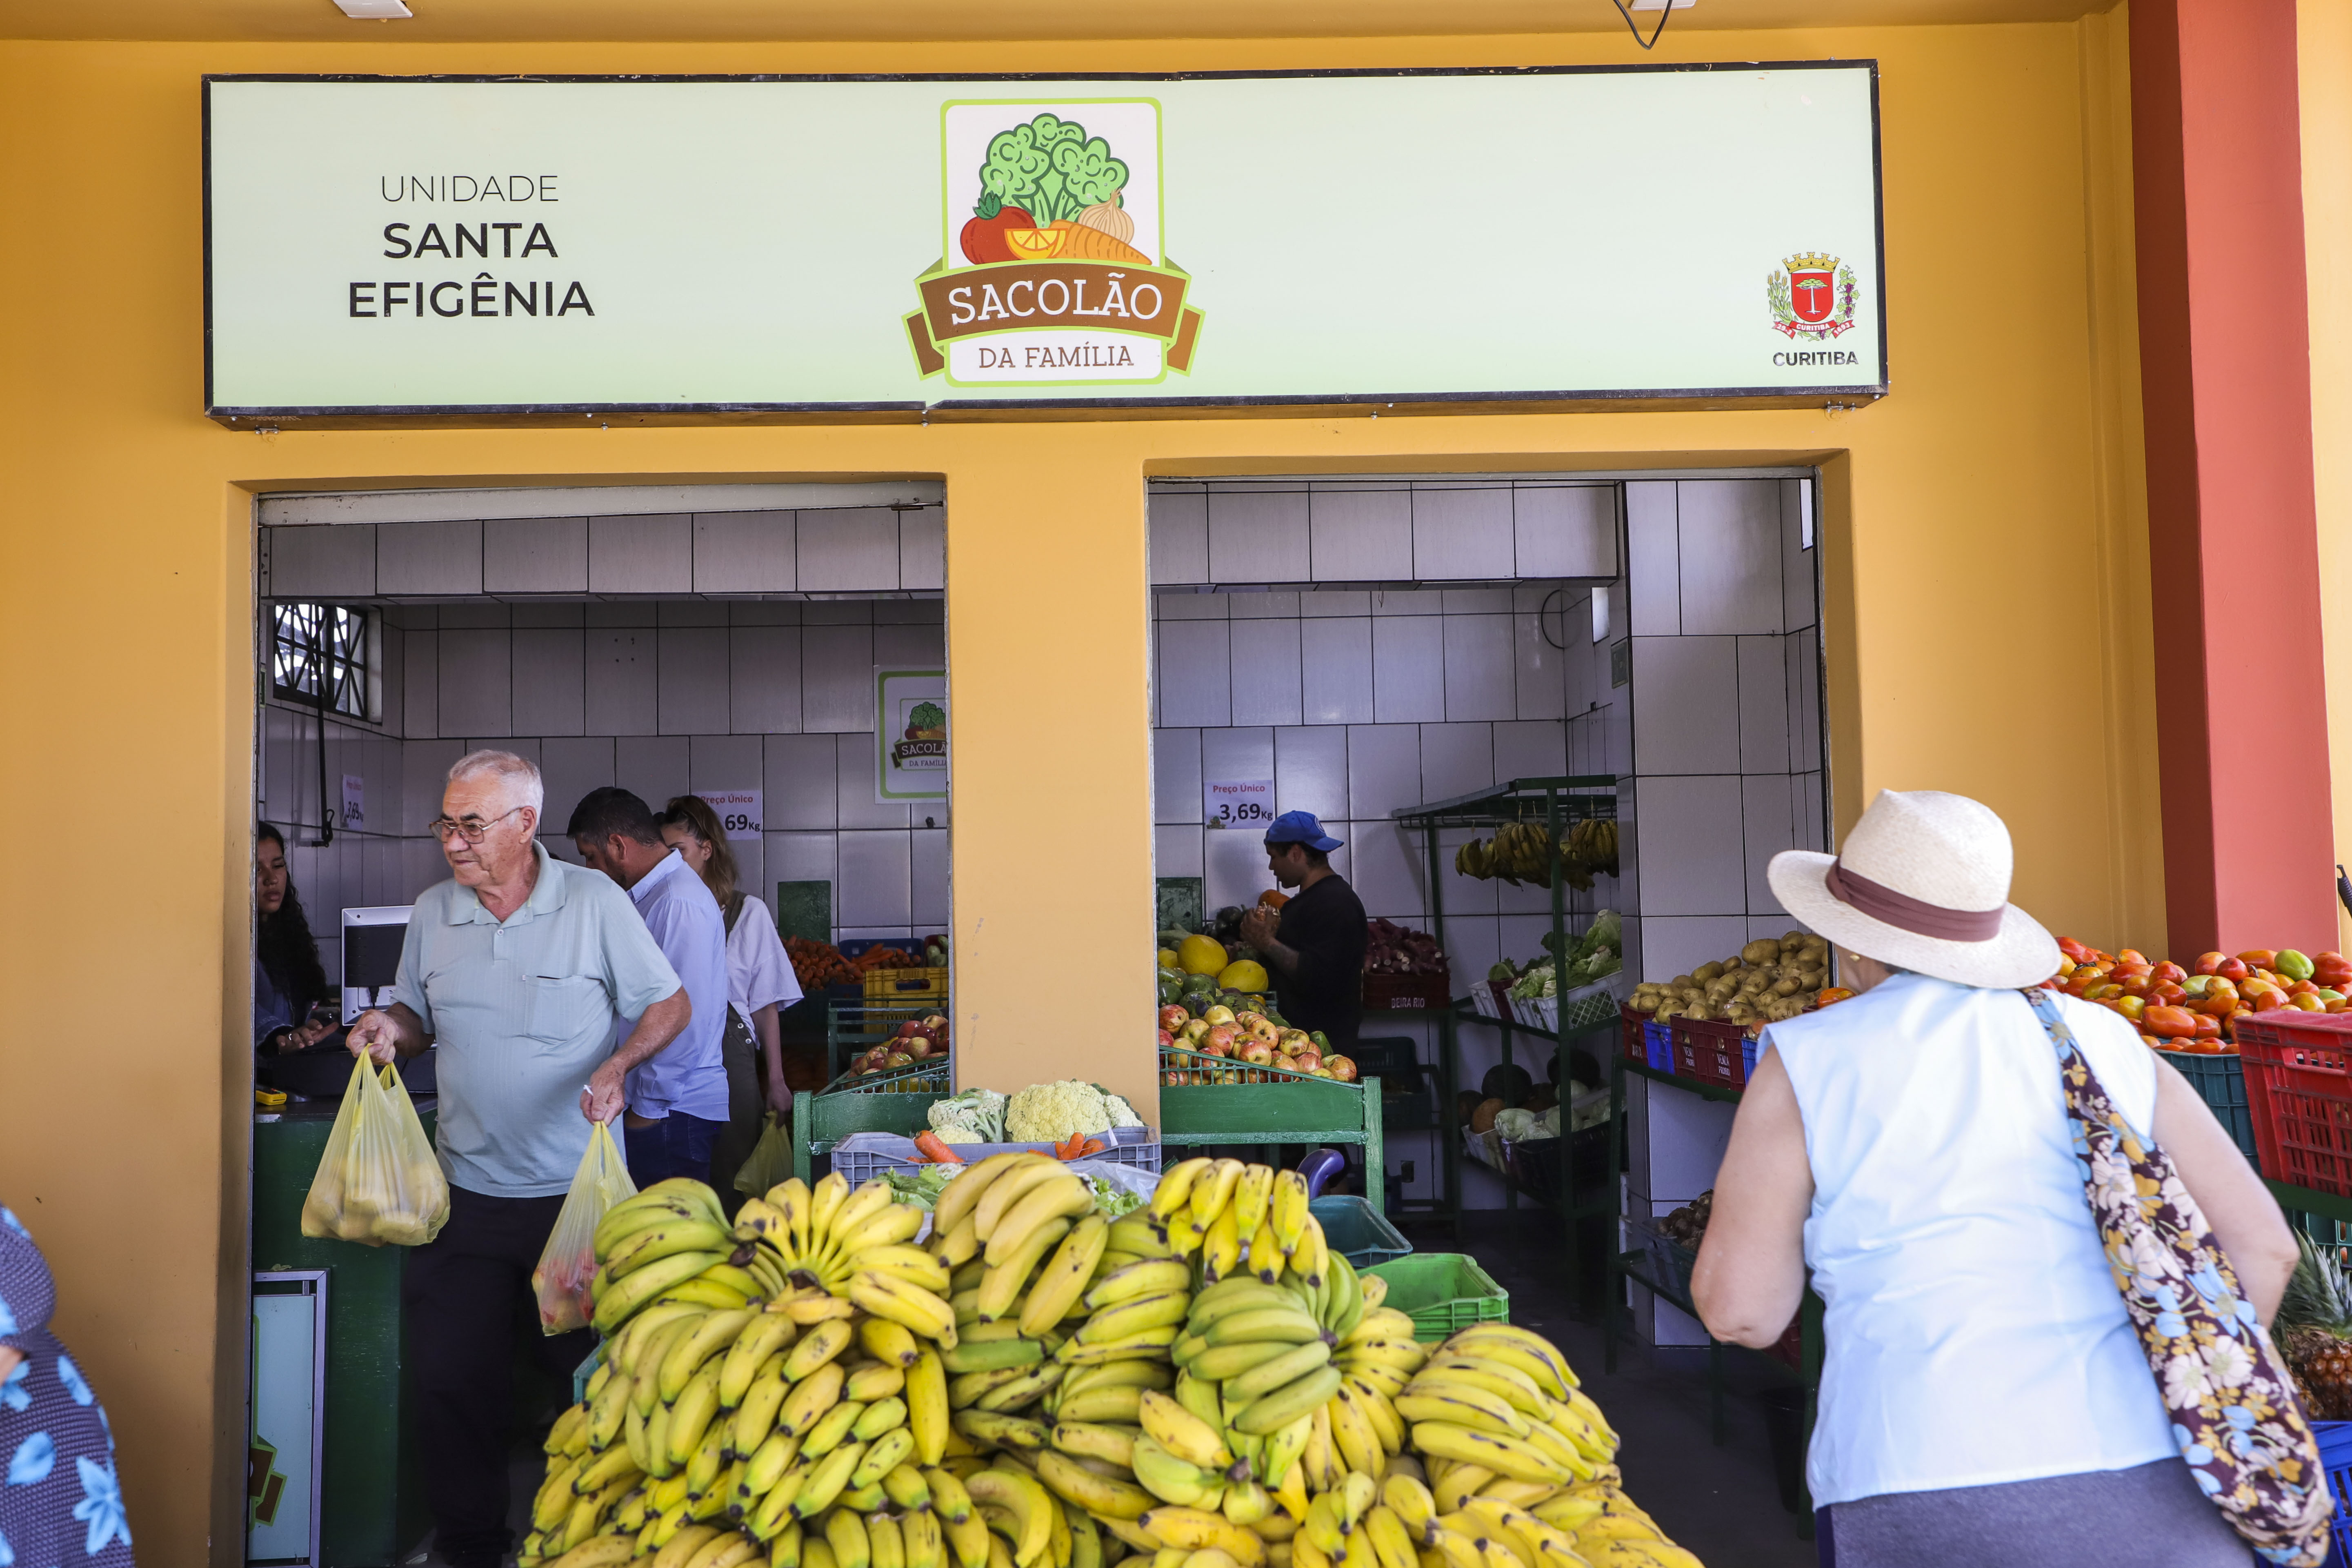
[0,0,2118,44]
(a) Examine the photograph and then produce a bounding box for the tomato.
[2239,950,2277,968]
[2289,979,2321,998]
[2217,957,2250,982]
[2243,982,2289,1011]
[2191,1012,2222,1038]
[2143,1004,2199,1038]
[2118,949,2148,968]
[2314,951,2352,987]
[2059,936,2090,961]
[2194,951,2225,975]
[958,201,1038,265]
[2151,982,2187,1006]
[2151,961,2187,985]
[2330,998,2352,1014]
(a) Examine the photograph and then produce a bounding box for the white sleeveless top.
[1763,972,2177,1506]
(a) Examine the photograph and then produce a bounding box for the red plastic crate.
[1671,1015,1754,1090]
[2237,1010,2352,1199]
[1620,1004,1649,1064]
[1363,971,1452,1011]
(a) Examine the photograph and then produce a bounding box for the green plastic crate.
[1312,1194,1412,1268]
[2159,1048,2258,1164]
[1363,1253,1510,1341]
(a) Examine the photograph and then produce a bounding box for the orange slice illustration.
[1002,228,1065,261]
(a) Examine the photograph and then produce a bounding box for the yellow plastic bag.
[534,1120,636,1335]
[734,1113,793,1197]
[300,1057,450,1247]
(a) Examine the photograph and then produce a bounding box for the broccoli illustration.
[977,113,1128,227]
[906,701,946,738]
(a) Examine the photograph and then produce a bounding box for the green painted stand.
[1158,1072,1385,1211]
[251,1103,432,1568]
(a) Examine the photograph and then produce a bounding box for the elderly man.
[346,750,688,1568]
[565,786,732,1186]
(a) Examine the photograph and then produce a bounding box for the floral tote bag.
[2025,986,2335,1566]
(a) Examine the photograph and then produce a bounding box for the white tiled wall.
[1149,482,1617,587]
[259,597,950,966]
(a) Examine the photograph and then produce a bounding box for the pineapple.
[2276,1233,2352,1418]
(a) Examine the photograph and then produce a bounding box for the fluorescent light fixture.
[1800,479,1816,550]
[1592,588,1612,644]
[333,0,413,16]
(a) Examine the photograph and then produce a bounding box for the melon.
[1178,934,1229,976]
[1218,959,1270,993]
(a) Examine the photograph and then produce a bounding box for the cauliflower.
[1101,1089,1145,1130]
[927,1088,1006,1144]
[1005,1080,1115,1143]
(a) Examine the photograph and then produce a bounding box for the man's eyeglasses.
[429,806,527,843]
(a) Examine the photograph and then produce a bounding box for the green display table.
[252,1102,431,1568]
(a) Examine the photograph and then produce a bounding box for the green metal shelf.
[1389,778,1622,1289]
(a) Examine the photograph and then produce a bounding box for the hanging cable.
[1608,0,1683,50]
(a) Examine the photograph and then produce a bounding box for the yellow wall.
[0,16,2157,1562]
[2301,0,2352,953]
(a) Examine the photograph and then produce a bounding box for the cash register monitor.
[341,905,412,1024]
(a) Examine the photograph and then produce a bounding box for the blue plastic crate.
[2320,1419,2352,1566]
[1642,1020,1673,1073]
[1311,1193,1412,1268]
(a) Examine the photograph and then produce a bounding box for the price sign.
[339,774,366,831]
[700,788,763,842]
[1205,779,1276,828]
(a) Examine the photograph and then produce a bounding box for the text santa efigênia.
[345,174,595,320]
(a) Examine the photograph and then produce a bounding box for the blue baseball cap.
[1265,811,1344,853]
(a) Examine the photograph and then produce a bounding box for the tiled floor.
[1409,1209,1821,1568]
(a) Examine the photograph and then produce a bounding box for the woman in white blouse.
[661,797,800,1201]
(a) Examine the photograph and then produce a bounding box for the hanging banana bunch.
[1453,824,1556,888]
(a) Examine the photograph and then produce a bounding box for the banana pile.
[523,1159,1701,1568]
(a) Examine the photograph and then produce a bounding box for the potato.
[1631,993,1662,1013]
[1770,977,1801,997]
[1693,962,1724,984]
[1653,1002,1683,1021]
[1670,975,1696,991]
[1741,939,1781,966]
[1682,1000,1713,1022]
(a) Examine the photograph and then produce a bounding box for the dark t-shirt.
[1271,874,1369,1053]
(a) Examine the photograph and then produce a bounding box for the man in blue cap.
[1239,811,1368,1057]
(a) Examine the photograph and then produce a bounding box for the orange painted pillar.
[2132,0,2339,955]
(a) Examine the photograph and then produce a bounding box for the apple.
[1158,1029,1176,1050]
[1245,1017,1280,1044]
[922,1013,948,1031]
[886,1051,913,1068]
[1323,1053,1358,1084]
[1180,1018,1212,1045]
[1205,1024,1241,1056]
[1294,1050,1322,1073]
[1159,1005,1191,1033]
[1278,1029,1312,1053]
[904,1035,934,1058]
[1204,1005,1237,1027]
[1309,1067,1334,1079]
[1240,1038,1275,1065]
[1235,1011,1267,1033]
[1274,1054,1301,1074]
[897,1019,924,1039]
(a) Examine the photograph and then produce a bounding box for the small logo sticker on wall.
[906,100,1205,387]
[1767,252,1857,340]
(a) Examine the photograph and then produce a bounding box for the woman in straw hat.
[1692,789,2297,1566]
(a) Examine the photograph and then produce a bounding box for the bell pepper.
[2118,949,2149,967]
[2191,1012,2222,1039]
[2277,949,2316,982]
[2114,995,2146,1022]
[2152,961,2187,986]
[2292,993,2328,1012]
[2314,951,2352,988]
[2143,1004,2199,1038]
[2194,951,2226,976]
[2239,950,2277,969]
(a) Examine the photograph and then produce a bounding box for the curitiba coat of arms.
[1767,252,1858,340]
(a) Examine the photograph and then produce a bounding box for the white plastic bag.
[300,1057,451,1247]
[533,1120,637,1335]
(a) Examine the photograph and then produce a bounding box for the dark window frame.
[271,602,371,721]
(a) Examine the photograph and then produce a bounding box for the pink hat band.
[1822,859,2005,942]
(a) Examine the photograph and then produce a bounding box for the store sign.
[1205,779,1276,829]
[339,773,365,832]
[203,67,1884,416]
[877,669,948,804]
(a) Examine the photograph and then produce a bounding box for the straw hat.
[1766,789,2060,988]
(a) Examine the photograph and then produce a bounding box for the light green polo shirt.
[390,843,682,1197]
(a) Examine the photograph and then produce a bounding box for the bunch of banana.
[589,1179,773,1336]
[1561,820,1620,891]
[728,1174,959,1347]
[1403,1326,1619,1506]
[1453,824,1561,890]
[1147,1159,1327,1290]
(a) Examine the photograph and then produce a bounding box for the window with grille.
[271,603,371,720]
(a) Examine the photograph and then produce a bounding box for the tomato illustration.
[960,200,1037,265]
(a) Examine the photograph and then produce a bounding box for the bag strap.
[2020,986,2335,1565]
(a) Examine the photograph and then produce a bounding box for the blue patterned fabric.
[0,1207,132,1567]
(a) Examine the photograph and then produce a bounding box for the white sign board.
[1204,779,1276,831]
[698,789,763,842]
[338,774,365,832]
[203,67,1884,416]
[877,669,948,803]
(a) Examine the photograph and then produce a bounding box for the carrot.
[914,1130,964,1164]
